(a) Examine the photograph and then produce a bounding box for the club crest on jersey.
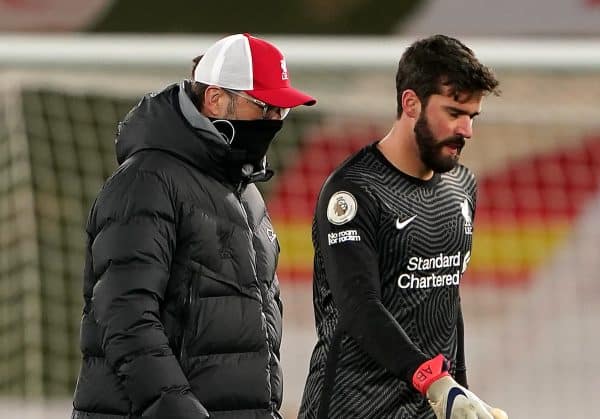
[327,191,357,225]
[460,198,473,235]
[266,227,277,242]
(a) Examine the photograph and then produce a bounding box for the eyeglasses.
[224,89,290,120]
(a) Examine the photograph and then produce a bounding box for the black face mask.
[210,118,283,181]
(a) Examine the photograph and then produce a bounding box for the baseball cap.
[193,33,316,108]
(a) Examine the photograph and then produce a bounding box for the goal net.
[1,35,599,418]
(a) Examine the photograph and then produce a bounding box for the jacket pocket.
[179,259,261,365]
[188,259,257,300]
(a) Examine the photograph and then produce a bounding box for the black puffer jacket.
[72,83,283,419]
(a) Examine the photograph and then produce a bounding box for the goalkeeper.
[299,35,507,419]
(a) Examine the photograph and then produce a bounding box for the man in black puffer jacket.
[71,33,316,419]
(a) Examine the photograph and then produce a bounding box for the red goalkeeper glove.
[413,355,508,419]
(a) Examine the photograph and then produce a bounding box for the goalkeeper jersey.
[299,142,476,419]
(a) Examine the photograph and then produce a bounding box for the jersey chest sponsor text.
[397,250,471,289]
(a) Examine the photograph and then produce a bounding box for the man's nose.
[456,117,473,139]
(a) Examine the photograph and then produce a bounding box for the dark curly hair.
[396,34,500,117]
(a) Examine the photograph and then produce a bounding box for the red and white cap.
[193,33,316,108]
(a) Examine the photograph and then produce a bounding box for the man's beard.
[414,113,465,173]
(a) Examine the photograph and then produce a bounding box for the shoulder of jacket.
[120,150,200,180]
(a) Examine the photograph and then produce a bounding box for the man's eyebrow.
[445,106,480,118]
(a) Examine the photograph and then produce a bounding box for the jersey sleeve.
[455,169,474,388]
[454,303,468,387]
[314,175,429,384]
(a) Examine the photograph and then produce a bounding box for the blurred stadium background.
[1,1,600,418]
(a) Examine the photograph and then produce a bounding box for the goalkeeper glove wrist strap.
[412,354,450,394]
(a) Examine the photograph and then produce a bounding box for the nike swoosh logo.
[396,214,417,230]
[446,387,467,419]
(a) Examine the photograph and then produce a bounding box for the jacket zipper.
[235,182,249,223]
[180,280,194,361]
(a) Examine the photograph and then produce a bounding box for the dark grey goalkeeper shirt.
[300,142,475,419]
